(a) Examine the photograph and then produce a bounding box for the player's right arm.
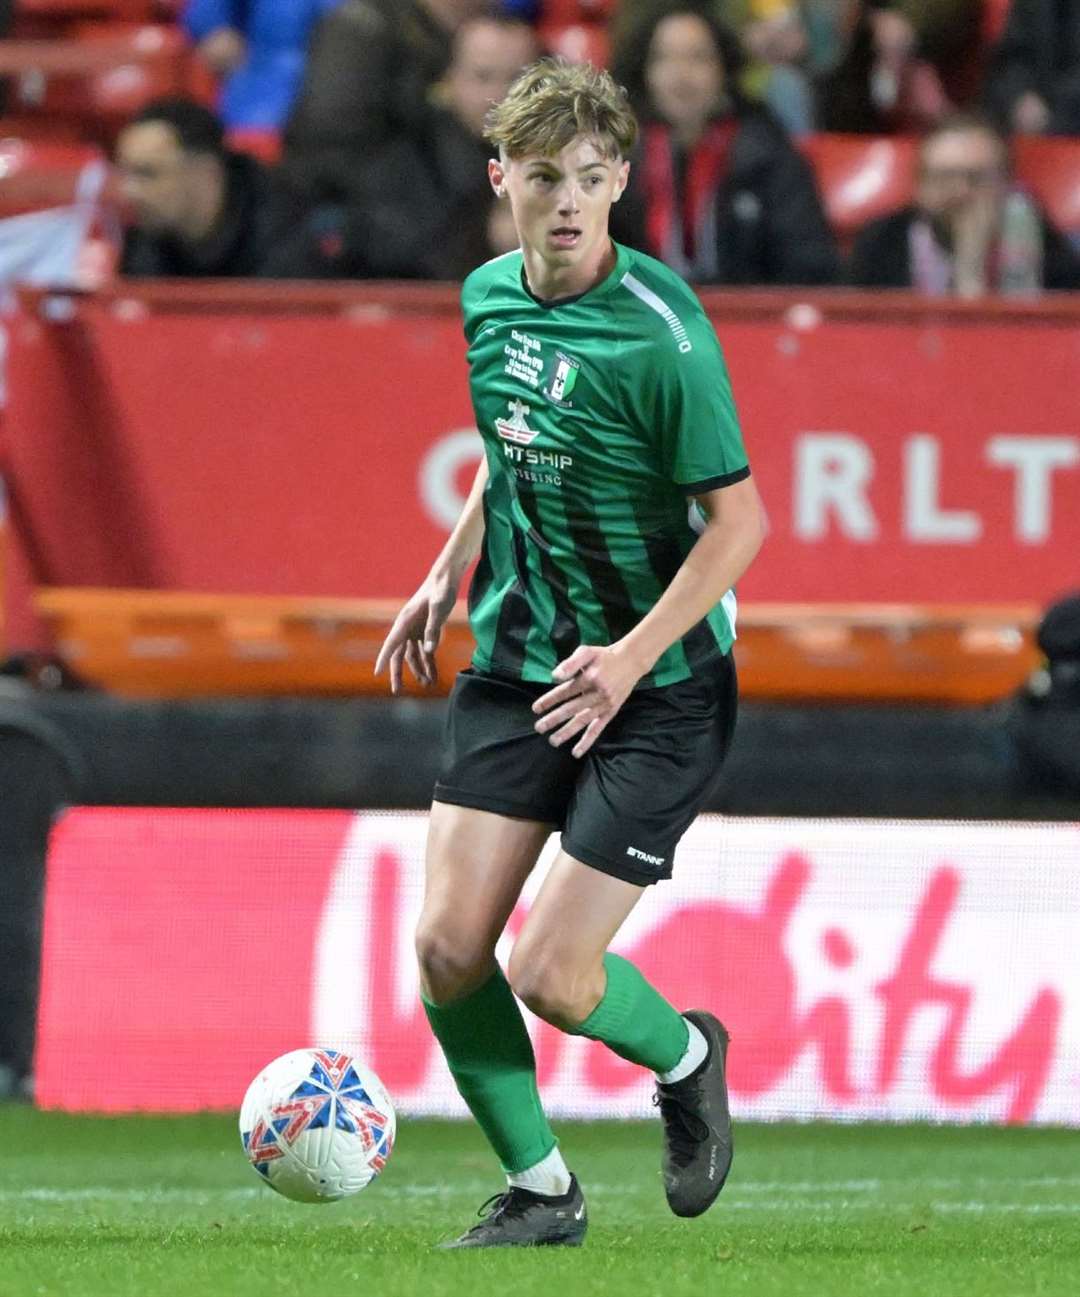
[374,456,488,695]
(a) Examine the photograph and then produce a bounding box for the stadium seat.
[1013,136,1080,235]
[538,21,611,69]
[0,26,191,132]
[0,115,84,142]
[799,133,917,246]
[0,137,109,216]
[18,1,156,18]
[74,23,191,113]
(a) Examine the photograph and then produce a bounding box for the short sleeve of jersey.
[635,306,750,495]
[461,268,483,345]
[461,251,519,346]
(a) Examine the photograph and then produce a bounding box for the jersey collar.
[519,240,628,310]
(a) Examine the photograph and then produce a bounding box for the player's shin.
[422,965,558,1175]
[568,952,690,1072]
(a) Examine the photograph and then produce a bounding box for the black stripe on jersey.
[492,525,532,678]
[631,499,719,675]
[513,481,582,662]
[560,478,640,644]
[678,465,751,495]
[467,498,495,619]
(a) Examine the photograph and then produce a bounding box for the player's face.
[490,137,629,274]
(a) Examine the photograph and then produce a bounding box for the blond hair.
[484,58,638,161]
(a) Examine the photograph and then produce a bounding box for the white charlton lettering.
[903,434,981,543]
[419,428,484,530]
[794,433,878,541]
[986,435,1080,544]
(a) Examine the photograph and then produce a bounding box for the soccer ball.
[239,1048,396,1203]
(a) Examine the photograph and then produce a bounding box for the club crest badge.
[543,351,581,407]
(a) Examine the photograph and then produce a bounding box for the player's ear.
[612,159,630,203]
[488,157,507,198]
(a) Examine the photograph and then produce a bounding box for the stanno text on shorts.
[626,846,665,867]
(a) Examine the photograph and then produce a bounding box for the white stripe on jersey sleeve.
[619,271,693,352]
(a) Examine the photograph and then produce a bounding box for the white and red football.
[239,1048,396,1203]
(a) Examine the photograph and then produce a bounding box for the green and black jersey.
[462,240,750,690]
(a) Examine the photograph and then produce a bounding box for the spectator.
[611,4,839,284]
[848,114,1080,294]
[281,0,490,207]
[116,98,319,278]
[613,0,819,134]
[896,0,983,105]
[284,14,537,279]
[184,1,344,132]
[985,0,1080,136]
[411,14,538,275]
[816,1,952,133]
[741,2,818,133]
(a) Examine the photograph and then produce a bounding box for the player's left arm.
[533,475,766,757]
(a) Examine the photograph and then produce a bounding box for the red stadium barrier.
[34,808,1080,1123]
[3,284,1078,654]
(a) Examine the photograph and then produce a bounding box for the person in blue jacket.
[184,0,344,131]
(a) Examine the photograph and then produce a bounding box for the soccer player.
[375,58,765,1248]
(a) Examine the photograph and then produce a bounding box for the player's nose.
[557,183,581,215]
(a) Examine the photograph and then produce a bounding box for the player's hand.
[374,572,457,695]
[531,643,647,759]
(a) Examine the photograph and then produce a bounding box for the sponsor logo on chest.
[495,398,540,445]
[494,399,573,487]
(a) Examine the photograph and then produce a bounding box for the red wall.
[4,284,1079,648]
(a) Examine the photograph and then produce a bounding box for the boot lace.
[654,1079,711,1168]
[461,1187,534,1236]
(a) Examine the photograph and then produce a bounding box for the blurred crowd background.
[1,0,1080,294]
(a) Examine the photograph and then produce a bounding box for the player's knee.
[508,942,597,1027]
[414,921,490,1004]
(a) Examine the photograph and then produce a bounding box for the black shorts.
[433,654,737,886]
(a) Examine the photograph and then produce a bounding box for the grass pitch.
[0,1110,1077,1297]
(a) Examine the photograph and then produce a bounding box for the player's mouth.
[549,226,582,249]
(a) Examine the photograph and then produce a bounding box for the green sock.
[569,953,689,1074]
[422,966,557,1174]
